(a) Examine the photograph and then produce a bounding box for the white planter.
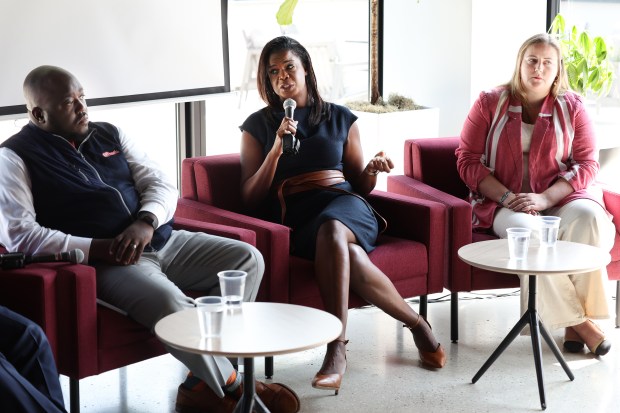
[352,107,440,190]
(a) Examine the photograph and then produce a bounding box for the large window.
[0,103,178,187]
[1,0,371,182]
[558,1,620,146]
[206,0,370,155]
[558,0,620,184]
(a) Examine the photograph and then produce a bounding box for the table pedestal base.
[234,357,269,413]
[471,275,574,410]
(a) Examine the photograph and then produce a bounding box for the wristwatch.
[137,212,158,230]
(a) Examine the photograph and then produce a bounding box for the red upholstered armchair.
[0,212,256,413]
[176,153,447,319]
[387,137,620,343]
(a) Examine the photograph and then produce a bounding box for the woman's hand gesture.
[365,151,394,176]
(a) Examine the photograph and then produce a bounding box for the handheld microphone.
[282,98,299,156]
[24,249,85,265]
[0,252,25,269]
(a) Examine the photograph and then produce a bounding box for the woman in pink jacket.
[456,33,615,356]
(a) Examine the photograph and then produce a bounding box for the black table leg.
[233,358,270,413]
[539,320,574,380]
[472,275,574,411]
[471,310,530,383]
[528,304,546,410]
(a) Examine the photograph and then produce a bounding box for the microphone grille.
[70,249,85,264]
[283,98,296,109]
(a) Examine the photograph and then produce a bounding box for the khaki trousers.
[493,199,615,330]
[94,230,264,397]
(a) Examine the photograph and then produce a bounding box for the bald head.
[23,65,75,112]
[22,65,90,140]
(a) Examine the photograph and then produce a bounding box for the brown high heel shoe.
[404,316,446,368]
[311,339,348,395]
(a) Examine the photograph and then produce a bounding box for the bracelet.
[498,190,512,206]
[365,168,379,176]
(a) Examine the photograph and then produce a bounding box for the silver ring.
[130,243,137,249]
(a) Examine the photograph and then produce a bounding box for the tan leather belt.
[274,169,386,233]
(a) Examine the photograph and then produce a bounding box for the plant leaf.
[589,67,600,87]
[551,13,615,97]
[577,31,591,57]
[548,13,565,35]
[276,0,299,26]
[594,36,608,63]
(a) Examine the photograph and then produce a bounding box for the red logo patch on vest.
[102,150,120,157]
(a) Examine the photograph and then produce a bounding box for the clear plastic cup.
[195,296,224,337]
[539,216,561,247]
[506,227,531,260]
[217,270,247,307]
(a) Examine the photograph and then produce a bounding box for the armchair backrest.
[404,137,468,199]
[182,154,244,213]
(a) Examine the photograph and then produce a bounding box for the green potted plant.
[548,13,614,98]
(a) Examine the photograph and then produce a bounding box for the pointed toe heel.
[312,339,348,395]
[311,373,343,395]
[404,317,446,369]
[419,343,447,368]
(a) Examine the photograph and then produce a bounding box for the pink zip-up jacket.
[456,87,605,230]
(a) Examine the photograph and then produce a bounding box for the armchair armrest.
[367,190,447,293]
[53,263,99,378]
[173,215,256,246]
[602,184,620,235]
[388,175,473,242]
[0,265,60,350]
[0,262,98,377]
[175,198,291,303]
[387,174,474,290]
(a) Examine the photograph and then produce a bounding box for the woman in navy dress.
[239,36,446,394]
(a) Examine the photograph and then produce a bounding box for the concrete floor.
[60,289,620,413]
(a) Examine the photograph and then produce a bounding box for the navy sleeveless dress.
[240,103,379,260]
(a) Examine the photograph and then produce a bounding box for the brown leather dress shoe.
[253,381,300,413]
[175,384,237,413]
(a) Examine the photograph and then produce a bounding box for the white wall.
[470,0,546,101]
[383,0,545,137]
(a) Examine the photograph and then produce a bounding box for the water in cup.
[506,227,531,260]
[539,216,561,247]
[195,296,224,337]
[218,270,247,307]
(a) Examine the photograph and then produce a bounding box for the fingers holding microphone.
[280,98,300,156]
[277,118,297,139]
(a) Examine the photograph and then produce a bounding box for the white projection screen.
[0,0,229,116]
